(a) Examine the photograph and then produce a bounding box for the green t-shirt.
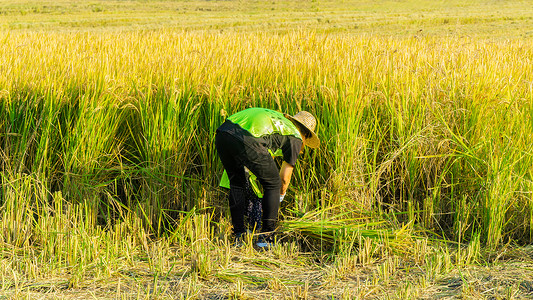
[227,108,302,139]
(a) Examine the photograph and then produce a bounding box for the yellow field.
[1,0,532,38]
[1,0,533,298]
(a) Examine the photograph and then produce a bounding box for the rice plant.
[0,28,532,298]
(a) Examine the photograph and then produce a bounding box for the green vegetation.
[1,0,533,38]
[1,0,533,298]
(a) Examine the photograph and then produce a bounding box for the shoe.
[255,234,275,251]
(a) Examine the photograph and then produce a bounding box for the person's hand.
[280,194,285,202]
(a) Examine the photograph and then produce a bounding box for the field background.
[1,0,533,38]
[1,0,533,299]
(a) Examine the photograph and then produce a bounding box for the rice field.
[1,0,533,298]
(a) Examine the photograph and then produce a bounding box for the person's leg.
[215,132,248,235]
[241,145,282,233]
[244,180,262,232]
[260,188,281,233]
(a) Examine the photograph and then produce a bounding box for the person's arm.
[279,161,294,196]
[278,135,303,200]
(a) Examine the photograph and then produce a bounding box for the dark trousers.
[215,131,281,234]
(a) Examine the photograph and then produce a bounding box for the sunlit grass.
[0,0,532,38]
[0,11,532,297]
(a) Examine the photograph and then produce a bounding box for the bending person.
[215,107,320,249]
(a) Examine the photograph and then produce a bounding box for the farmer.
[215,107,320,248]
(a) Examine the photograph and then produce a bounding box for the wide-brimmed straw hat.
[284,111,320,148]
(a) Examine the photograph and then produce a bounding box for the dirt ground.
[2,246,533,299]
